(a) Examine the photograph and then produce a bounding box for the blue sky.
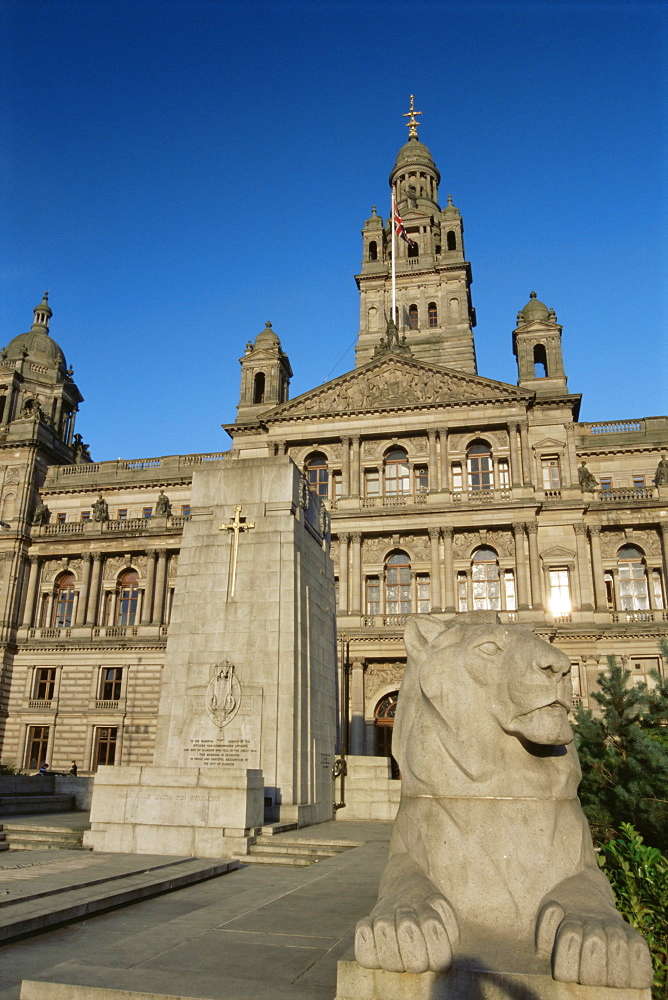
[1,0,666,461]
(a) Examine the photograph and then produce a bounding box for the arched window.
[384,447,410,495]
[53,572,76,627]
[467,440,494,490]
[375,691,399,772]
[447,230,457,251]
[1,492,15,521]
[408,304,418,330]
[617,545,649,611]
[407,240,419,259]
[385,551,411,614]
[253,372,265,404]
[305,452,328,497]
[117,570,139,627]
[449,297,459,319]
[471,547,500,611]
[368,241,377,261]
[533,344,548,378]
[428,302,438,327]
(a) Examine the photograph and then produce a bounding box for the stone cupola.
[513,291,568,394]
[236,322,293,422]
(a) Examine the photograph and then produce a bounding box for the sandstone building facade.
[1,114,667,775]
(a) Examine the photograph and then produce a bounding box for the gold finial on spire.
[403,94,422,139]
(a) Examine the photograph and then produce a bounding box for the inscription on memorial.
[188,737,258,766]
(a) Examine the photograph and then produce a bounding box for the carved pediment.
[540,546,576,563]
[267,356,530,421]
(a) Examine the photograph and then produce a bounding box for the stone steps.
[236,832,364,867]
[0,795,75,815]
[0,824,89,852]
[0,830,7,852]
[0,854,239,944]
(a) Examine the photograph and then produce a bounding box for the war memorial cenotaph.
[84,455,337,857]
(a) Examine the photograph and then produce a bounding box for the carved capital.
[508,421,519,433]
[588,525,601,537]
[337,531,350,544]
[428,527,440,541]
[29,554,40,565]
[442,526,454,540]
[92,551,103,562]
[80,552,92,563]
[512,522,526,536]
[428,430,437,443]
[146,548,157,558]
[340,435,350,447]
[351,532,362,545]
[573,523,587,536]
[525,522,538,536]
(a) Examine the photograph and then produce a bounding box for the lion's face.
[404,617,574,748]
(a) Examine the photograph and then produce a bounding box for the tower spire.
[402,94,422,140]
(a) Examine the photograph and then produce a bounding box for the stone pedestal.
[85,765,263,856]
[335,960,652,1000]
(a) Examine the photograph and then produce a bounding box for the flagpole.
[391,191,396,325]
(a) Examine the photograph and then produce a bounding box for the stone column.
[439,428,449,492]
[337,533,349,614]
[428,528,441,611]
[519,423,532,486]
[525,522,543,609]
[350,660,366,755]
[75,553,92,626]
[350,533,362,614]
[611,568,621,611]
[659,524,668,597]
[588,526,607,611]
[152,550,168,625]
[442,527,455,612]
[351,436,361,498]
[341,436,350,497]
[565,424,580,488]
[513,523,530,610]
[574,523,594,611]
[85,553,103,625]
[428,431,437,491]
[141,549,157,625]
[508,422,522,487]
[22,556,40,627]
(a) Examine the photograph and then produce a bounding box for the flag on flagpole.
[393,201,417,248]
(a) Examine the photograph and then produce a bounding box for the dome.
[365,205,383,229]
[5,294,67,372]
[518,291,549,324]
[442,194,460,219]
[253,321,281,350]
[392,136,438,173]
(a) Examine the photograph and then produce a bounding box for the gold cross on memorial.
[219,505,254,599]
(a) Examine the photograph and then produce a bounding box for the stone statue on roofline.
[155,491,172,517]
[577,460,598,492]
[32,497,50,526]
[92,494,108,522]
[351,612,653,993]
[655,454,668,486]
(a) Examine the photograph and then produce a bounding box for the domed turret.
[237,321,293,421]
[517,290,550,325]
[5,293,68,374]
[254,321,281,350]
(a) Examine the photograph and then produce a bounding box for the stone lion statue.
[355,613,652,991]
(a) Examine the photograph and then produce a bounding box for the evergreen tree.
[574,654,668,851]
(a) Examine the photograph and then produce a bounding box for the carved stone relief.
[365,663,405,705]
[632,529,661,557]
[3,467,21,485]
[362,536,388,561]
[453,531,480,559]
[485,530,514,558]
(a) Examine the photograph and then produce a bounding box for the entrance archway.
[374,690,400,778]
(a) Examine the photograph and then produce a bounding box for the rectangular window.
[600,477,612,492]
[542,456,561,490]
[498,459,510,489]
[93,726,118,770]
[56,513,66,524]
[604,570,615,609]
[365,469,380,496]
[117,509,128,520]
[416,574,431,613]
[632,476,645,491]
[630,657,661,688]
[571,662,582,699]
[652,570,665,610]
[457,571,468,612]
[142,507,152,519]
[414,466,429,493]
[451,463,463,492]
[549,568,571,615]
[25,725,50,770]
[504,570,516,611]
[334,577,339,612]
[331,471,342,498]
[366,576,380,615]
[34,667,56,701]
[99,667,123,702]
[181,505,191,518]
[81,511,91,522]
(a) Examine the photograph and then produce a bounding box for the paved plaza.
[0,821,391,1000]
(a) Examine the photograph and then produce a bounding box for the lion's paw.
[537,903,653,989]
[355,894,459,974]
